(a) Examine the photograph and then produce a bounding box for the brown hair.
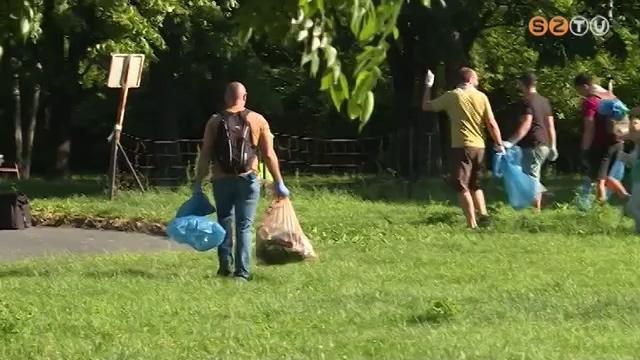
[459,67,476,84]
[574,73,593,87]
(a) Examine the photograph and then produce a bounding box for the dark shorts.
[449,147,485,192]
[588,142,624,180]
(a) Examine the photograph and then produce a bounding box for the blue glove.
[191,182,203,194]
[274,180,290,198]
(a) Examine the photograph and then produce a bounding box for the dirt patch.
[32,212,166,236]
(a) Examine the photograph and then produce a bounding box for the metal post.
[117,142,145,192]
[107,56,131,200]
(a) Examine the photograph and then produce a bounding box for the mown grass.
[1,175,639,359]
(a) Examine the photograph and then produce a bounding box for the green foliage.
[465,1,640,156]
[236,0,425,130]
[471,28,539,96]
[78,0,228,88]
[4,0,640,173]
[0,0,42,59]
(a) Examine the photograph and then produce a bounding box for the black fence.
[118,130,440,187]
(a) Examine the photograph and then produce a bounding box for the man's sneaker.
[477,215,492,228]
[233,276,248,283]
[217,268,232,277]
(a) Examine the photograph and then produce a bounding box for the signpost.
[106,54,146,200]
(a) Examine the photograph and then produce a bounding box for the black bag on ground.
[214,109,257,174]
[0,193,32,230]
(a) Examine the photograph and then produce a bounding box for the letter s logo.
[529,16,549,36]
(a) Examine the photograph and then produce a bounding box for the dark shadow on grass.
[0,268,54,278]
[289,174,584,206]
[83,268,168,279]
[406,300,459,326]
[407,313,451,326]
[411,209,462,226]
[0,267,178,280]
[0,178,105,199]
[496,209,633,236]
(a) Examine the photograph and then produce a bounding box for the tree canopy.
[1,0,639,177]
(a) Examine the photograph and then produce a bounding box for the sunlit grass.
[0,175,639,359]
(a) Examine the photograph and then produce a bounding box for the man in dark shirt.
[504,73,557,210]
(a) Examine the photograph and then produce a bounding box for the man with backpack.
[421,67,505,229]
[192,82,289,281]
[574,73,629,204]
[503,73,558,211]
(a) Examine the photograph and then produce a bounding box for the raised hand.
[424,69,435,87]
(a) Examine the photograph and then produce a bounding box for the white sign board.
[107,54,145,88]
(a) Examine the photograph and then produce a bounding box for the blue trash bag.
[176,191,216,217]
[166,193,225,252]
[166,216,225,251]
[598,99,630,121]
[575,177,594,212]
[492,146,537,210]
[605,159,626,201]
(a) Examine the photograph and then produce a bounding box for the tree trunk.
[41,1,82,178]
[22,76,41,179]
[12,71,23,170]
[48,93,73,177]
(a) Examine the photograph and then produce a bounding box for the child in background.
[620,116,640,233]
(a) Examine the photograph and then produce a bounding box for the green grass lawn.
[1,175,639,359]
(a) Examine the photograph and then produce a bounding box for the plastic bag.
[166,193,225,252]
[256,197,316,265]
[575,177,594,212]
[176,192,216,217]
[605,159,626,201]
[166,215,225,251]
[598,99,630,137]
[492,146,537,210]
[598,99,630,121]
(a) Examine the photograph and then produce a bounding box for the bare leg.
[533,193,542,211]
[459,191,477,228]
[605,176,630,199]
[596,179,607,204]
[472,189,488,216]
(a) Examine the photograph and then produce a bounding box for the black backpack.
[0,192,32,230]
[214,109,257,174]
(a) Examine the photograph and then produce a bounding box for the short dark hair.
[574,73,593,87]
[519,73,537,87]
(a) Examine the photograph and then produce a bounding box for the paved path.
[0,227,187,262]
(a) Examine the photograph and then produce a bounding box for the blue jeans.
[212,173,260,279]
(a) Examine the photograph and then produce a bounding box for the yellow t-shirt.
[430,87,493,148]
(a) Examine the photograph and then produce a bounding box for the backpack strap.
[218,109,252,122]
[217,111,231,122]
[239,109,252,123]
